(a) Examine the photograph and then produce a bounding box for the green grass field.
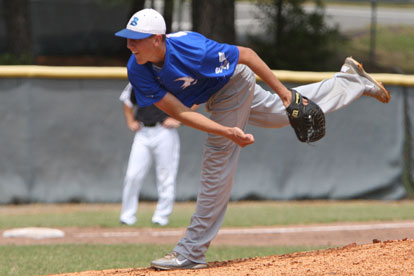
[1,200,414,229]
[1,200,414,276]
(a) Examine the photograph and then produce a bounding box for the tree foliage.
[192,0,235,44]
[248,0,347,71]
[1,0,33,64]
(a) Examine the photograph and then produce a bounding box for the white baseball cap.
[115,9,166,39]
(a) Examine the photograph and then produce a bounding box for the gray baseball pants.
[174,64,374,263]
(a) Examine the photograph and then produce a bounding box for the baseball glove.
[286,89,326,143]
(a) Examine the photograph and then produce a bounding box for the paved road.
[306,4,414,31]
[170,1,414,40]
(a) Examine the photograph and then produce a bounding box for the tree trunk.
[3,0,33,59]
[129,0,146,18]
[275,0,283,51]
[163,0,174,34]
[192,0,235,44]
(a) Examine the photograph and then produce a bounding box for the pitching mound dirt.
[50,238,413,276]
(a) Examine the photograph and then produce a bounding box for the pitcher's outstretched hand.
[227,127,255,147]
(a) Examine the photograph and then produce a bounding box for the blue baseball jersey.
[127,31,240,107]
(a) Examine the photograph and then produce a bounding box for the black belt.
[143,122,158,127]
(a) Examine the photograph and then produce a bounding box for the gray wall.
[0,78,408,203]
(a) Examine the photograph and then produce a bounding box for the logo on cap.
[130,17,139,26]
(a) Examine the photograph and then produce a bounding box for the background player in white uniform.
[115,9,390,269]
[119,83,180,226]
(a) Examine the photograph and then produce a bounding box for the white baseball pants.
[174,64,375,263]
[120,124,180,225]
